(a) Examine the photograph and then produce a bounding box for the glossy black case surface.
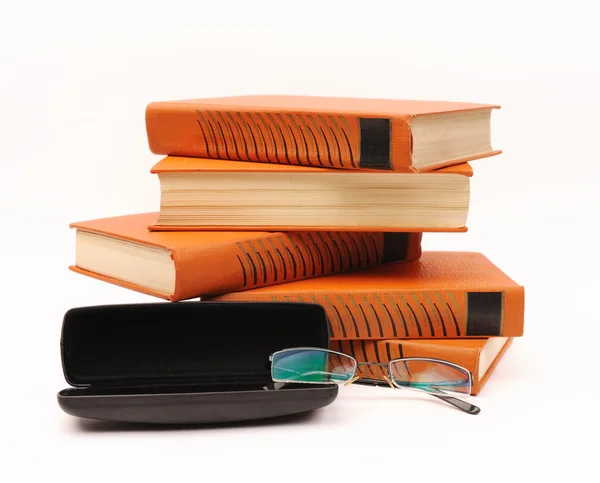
[58,301,338,424]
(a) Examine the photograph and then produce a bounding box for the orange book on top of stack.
[145,94,501,173]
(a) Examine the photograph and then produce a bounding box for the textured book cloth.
[145,94,500,172]
[209,251,525,340]
[69,212,422,301]
[331,337,513,395]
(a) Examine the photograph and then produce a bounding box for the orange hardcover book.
[69,212,423,302]
[149,156,473,232]
[331,337,513,395]
[210,252,525,340]
[145,94,501,173]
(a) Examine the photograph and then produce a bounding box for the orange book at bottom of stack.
[330,337,513,395]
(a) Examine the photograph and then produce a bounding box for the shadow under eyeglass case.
[58,301,338,424]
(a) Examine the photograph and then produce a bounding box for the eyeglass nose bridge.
[354,361,396,389]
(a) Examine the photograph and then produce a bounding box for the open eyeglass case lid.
[58,301,338,425]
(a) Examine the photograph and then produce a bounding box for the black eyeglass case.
[57,301,338,425]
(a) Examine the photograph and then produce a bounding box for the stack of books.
[70,94,524,396]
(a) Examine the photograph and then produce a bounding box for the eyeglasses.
[269,347,480,415]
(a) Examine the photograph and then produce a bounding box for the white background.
[1,1,598,481]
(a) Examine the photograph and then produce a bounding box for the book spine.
[145,104,412,171]
[173,232,422,301]
[211,287,524,339]
[331,339,483,393]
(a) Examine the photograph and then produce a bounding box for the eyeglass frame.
[269,347,480,415]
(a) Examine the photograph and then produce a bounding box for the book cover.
[331,337,514,395]
[209,252,525,340]
[145,94,501,172]
[69,212,423,301]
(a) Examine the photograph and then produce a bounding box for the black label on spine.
[358,118,391,170]
[381,233,410,262]
[466,292,503,336]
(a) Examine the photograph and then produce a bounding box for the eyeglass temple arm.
[429,392,480,415]
[353,379,481,415]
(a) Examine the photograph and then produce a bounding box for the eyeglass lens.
[389,359,472,397]
[271,348,356,384]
